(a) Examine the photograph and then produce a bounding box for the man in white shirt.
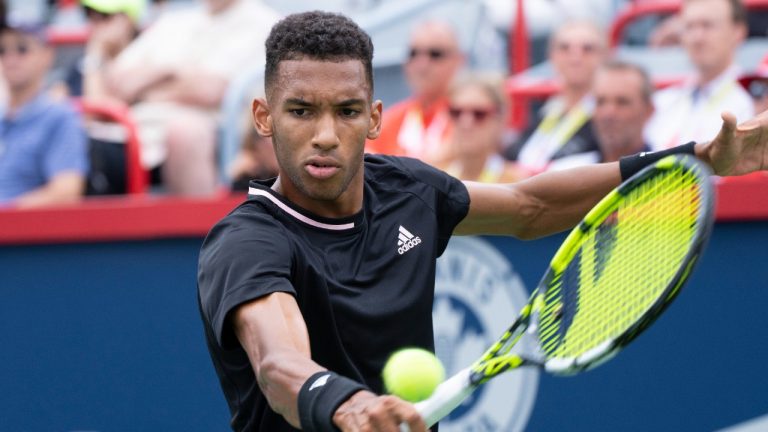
[105,0,281,195]
[644,0,754,150]
[504,20,607,173]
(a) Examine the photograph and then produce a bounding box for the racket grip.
[399,367,474,432]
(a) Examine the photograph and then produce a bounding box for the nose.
[312,112,340,151]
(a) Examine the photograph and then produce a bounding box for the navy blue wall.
[2,222,767,431]
[0,239,229,431]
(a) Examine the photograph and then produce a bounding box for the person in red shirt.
[367,20,464,166]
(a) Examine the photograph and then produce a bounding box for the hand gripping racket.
[403,154,715,431]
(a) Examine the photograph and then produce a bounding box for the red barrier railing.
[48,27,89,45]
[76,99,149,194]
[610,0,768,47]
[0,174,766,245]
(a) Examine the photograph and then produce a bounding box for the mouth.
[304,157,341,180]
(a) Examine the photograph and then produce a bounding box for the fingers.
[335,393,427,432]
[720,111,738,132]
[734,108,768,132]
[367,396,426,432]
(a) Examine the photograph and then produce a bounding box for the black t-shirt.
[198,154,470,431]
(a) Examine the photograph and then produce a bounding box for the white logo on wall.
[433,237,539,432]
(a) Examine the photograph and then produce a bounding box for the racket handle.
[400,367,474,432]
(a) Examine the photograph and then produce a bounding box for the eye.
[340,108,360,118]
[290,108,309,117]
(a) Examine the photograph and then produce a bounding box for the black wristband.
[619,141,696,181]
[298,371,369,432]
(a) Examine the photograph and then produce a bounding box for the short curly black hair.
[264,11,374,97]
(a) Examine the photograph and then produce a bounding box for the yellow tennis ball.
[382,348,445,402]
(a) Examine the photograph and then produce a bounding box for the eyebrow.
[284,98,367,107]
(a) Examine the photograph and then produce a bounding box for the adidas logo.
[397,225,421,255]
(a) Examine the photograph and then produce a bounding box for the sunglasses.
[554,41,600,54]
[748,80,768,99]
[0,43,30,57]
[84,6,115,22]
[408,48,450,61]
[448,106,497,123]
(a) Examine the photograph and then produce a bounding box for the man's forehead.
[409,22,458,48]
[271,59,371,99]
[557,30,601,44]
[682,0,730,18]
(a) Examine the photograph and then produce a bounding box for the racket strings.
[538,166,706,360]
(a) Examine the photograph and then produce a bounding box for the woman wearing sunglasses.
[60,0,146,101]
[440,72,529,183]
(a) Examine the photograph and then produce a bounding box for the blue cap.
[2,8,49,43]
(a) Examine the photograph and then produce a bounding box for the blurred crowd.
[0,0,766,209]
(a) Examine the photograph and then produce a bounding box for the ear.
[367,99,383,140]
[734,22,747,44]
[644,103,655,122]
[252,98,272,137]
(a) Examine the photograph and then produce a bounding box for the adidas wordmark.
[397,225,421,255]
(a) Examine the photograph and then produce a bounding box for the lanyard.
[397,104,450,160]
[447,154,505,183]
[517,96,593,170]
[657,78,738,149]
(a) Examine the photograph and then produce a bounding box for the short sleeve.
[43,105,88,179]
[377,155,470,256]
[197,206,295,349]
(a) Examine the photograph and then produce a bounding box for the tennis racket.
[402,154,715,431]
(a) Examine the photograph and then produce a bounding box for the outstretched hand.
[333,390,426,432]
[697,110,768,176]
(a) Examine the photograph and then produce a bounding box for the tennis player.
[197,11,768,432]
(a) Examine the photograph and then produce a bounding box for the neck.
[602,138,646,163]
[561,85,589,111]
[8,81,43,113]
[417,93,443,113]
[455,152,491,180]
[698,62,731,86]
[271,175,363,219]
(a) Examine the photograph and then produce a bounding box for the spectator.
[739,54,768,115]
[552,60,655,169]
[103,0,281,195]
[368,20,465,166]
[229,108,278,192]
[645,0,754,150]
[58,0,146,102]
[0,11,88,208]
[441,72,528,182]
[593,61,655,161]
[503,20,606,173]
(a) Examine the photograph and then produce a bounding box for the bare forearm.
[14,174,85,209]
[234,293,321,428]
[142,71,228,108]
[458,163,621,239]
[516,163,621,237]
[253,350,325,427]
[83,65,130,108]
[105,65,175,103]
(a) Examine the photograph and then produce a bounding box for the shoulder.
[26,96,83,130]
[652,85,686,107]
[364,153,437,181]
[210,199,287,237]
[364,154,469,203]
[203,200,288,250]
